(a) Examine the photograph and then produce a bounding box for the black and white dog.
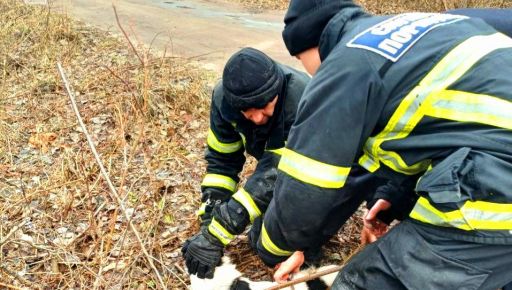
[189,257,338,290]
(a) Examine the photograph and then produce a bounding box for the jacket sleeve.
[256,51,387,266]
[198,96,245,218]
[207,150,282,246]
[366,178,419,224]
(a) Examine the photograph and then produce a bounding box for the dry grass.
[358,0,510,14]
[236,0,288,11]
[236,0,509,12]
[1,0,212,288]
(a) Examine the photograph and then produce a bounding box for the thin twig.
[112,4,144,66]
[0,219,28,246]
[0,265,37,289]
[265,265,343,290]
[56,63,166,289]
[265,245,364,290]
[0,282,23,290]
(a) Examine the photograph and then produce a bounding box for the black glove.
[181,230,224,279]
[212,199,250,235]
[199,188,232,228]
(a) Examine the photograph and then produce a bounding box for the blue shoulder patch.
[347,13,468,62]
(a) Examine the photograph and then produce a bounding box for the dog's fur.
[189,257,338,290]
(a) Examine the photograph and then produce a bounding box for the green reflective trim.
[360,33,512,175]
[196,202,207,216]
[207,129,242,154]
[261,223,292,256]
[208,218,234,245]
[278,148,350,188]
[232,188,262,223]
[201,174,237,192]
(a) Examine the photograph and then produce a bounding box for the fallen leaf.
[102,260,127,272]
[28,132,57,152]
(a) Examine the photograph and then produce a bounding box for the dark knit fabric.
[282,0,359,56]
[222,47,283,111]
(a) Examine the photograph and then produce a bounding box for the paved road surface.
[53,0,302,73]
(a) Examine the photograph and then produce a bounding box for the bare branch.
[264,265,343,290]
[56,63,166,289]
[112,4,145,66]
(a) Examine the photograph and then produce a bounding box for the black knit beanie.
[222,47,283,111]
[282,0,357,56]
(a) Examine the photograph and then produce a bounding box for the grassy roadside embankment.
[1,1,213,288]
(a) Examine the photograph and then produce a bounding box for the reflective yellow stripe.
[207,129,243,153]
[409,197,471,230]
[278,148,350,188]
[361,33,512,175]
[232,188,262,223]
[196,202,207,216]
[424,90,512,130]
[239,132,247,147]
[208,218,234,245]
[201,174,237,192]
[410,196,512,231]
[268,148,284,155]
[358,152,380,172]
[261,223,292,256]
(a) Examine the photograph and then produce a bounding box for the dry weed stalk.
[57,63,167,289]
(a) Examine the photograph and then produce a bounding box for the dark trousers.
[333,220,512,290]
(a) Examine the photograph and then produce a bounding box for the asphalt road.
[53,0,301,72]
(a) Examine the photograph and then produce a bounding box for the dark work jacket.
[199,64,310,240]
[258,8,512,266]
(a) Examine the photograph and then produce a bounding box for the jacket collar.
[318,6,369,61]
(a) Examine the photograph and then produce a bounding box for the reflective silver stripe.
[261,223,292,256]
[410,197,512,230]
[278,148,350,188]
[208,218,234,245]
[232,188,261,223]
[360,33,512,174]
[409,197,471,230]
[425,90,512,130]
[201,174,237,192]
[207,129,242,153]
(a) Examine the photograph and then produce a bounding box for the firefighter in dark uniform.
[181,47,386,279]
[256,0,512,288]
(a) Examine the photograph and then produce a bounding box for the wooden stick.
[56,63,166,289]
[265,265,344,290]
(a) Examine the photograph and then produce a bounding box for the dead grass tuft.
[357,0,510,14]
[236,0,288,11]
[236,0,509,13]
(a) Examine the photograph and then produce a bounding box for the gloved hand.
[181,231,224,279]
[198,188,232,228]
